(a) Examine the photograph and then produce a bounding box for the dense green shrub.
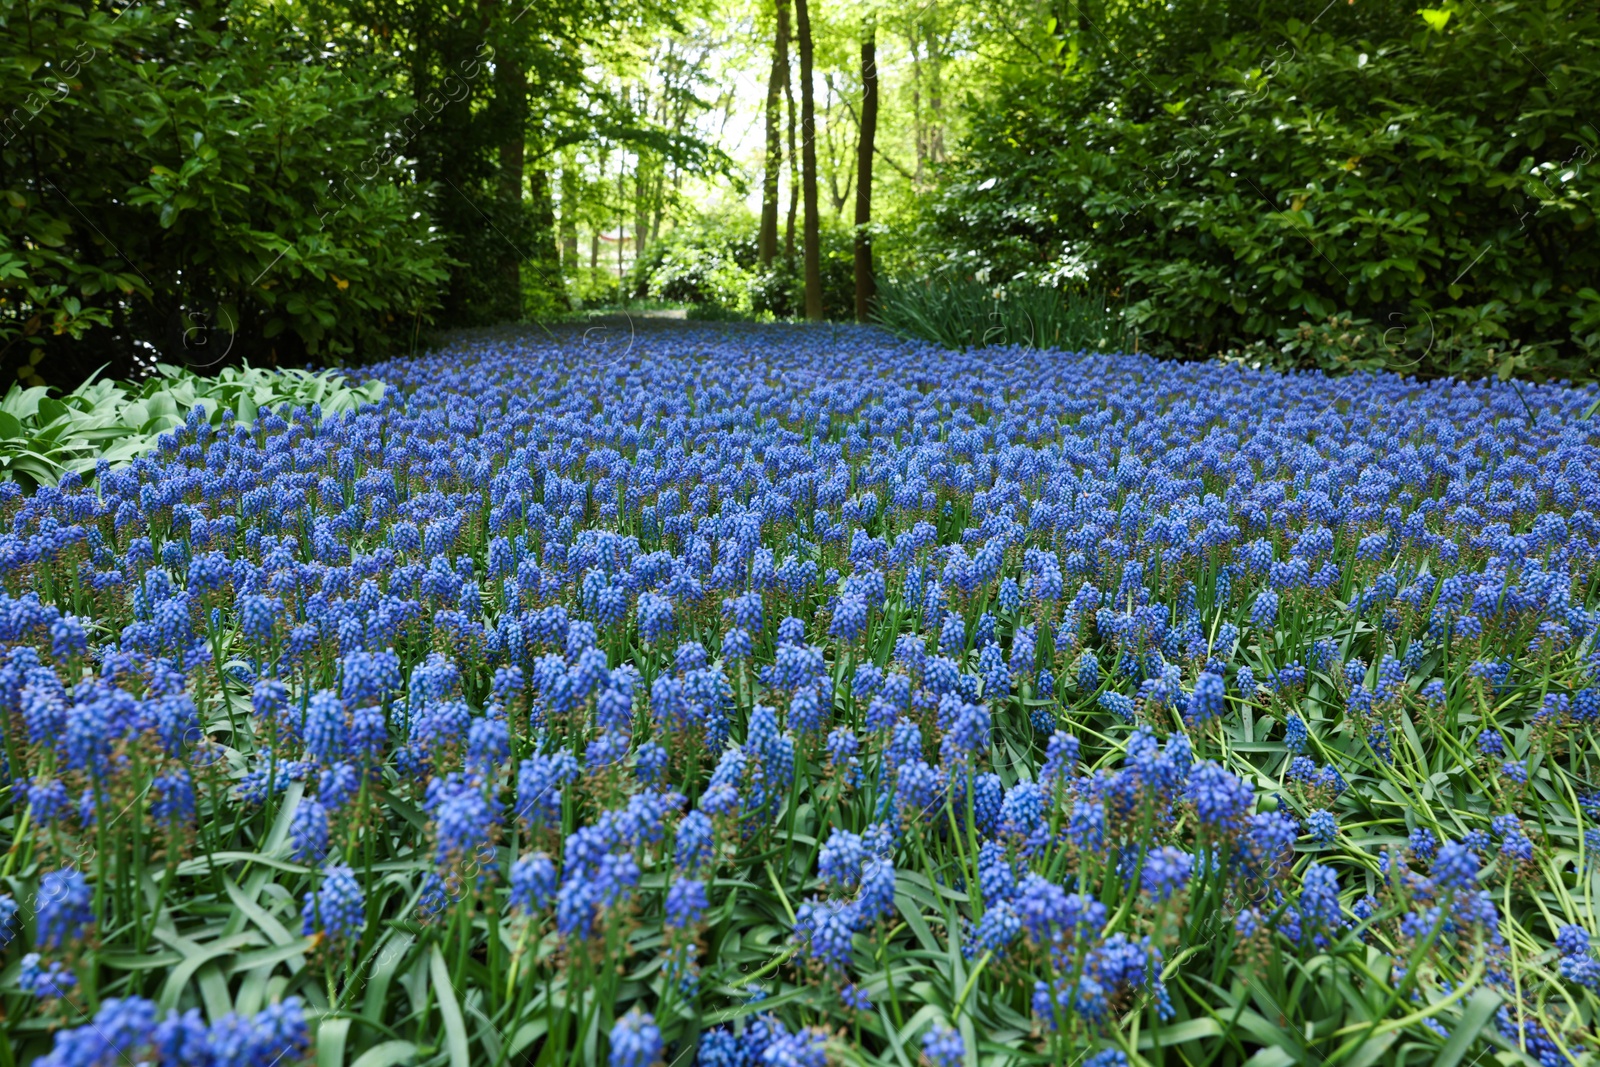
[925,0,1599,379]
[0,0,453,386]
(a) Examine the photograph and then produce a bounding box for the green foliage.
[0,363,383,488]
[632,210,859,321]
[0,0,453,385]
[875,275,1136,352]
[927,0,1600,378]
[632,215,759,310]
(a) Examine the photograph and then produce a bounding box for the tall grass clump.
[875,275,1136,352]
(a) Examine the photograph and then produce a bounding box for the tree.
[854,18,877,322]
[795,0,823,320]
[758,0,788,266]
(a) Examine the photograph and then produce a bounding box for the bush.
[0,0,454,386]
[925,0,1600,379]
[634,211,859,321]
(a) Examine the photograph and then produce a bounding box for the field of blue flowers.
[2,322,1598,1067]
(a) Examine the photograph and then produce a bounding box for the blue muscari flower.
[1250,590,1279,629]
[1184,671,1225,726]
[424,772,499,884]
[938,613,965,656]
[675,810,716,872]
[939,699,991,765]
[977,641,1008,698]
[509,852,558,913]
[1084,1051,1128,1067]
[840,983,872,1011]
[1068,797,1107,853]
[794,896,859,970]
[665,879,708,928]
[1306,808,1337,844]
[1097,690,1135,721]
[762,1027,828,1067]
[1297,863,1343,946]
[997,576,1021,614]
[637,591,675,643]
[49,614,88,658]
[697,1028,743,1067]
[302,864,365,945]
[24,775,72,828]
[830,593,868,643]
[304,688,349,766]
[1284,712,1307,752]
[1043,735,1081,793]
[1433,842,1481,890]
[36,868,93,950]
[633,742,669,786]
[1140,846,1193,901]
[608,1009,662,1067]
[0,893,16,945]
[515,750,579,830]
[818,829,865,891]
[289,798,330,861]
[19,953,77,998]
[1557,925,1591,958]
[30,995,156,1066]
[921,1023,964,1067]
[858,856,897,924]
[776,615,805,645]
[999,781,1044,838]
[1076,649,1099,693]
[721,626,753,662]
[1187,761,1252,835]
[1408,826,1438,860]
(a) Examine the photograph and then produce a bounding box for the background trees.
[0,0,720,385]
[3,0,1595,382]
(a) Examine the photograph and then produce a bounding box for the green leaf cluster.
[0,362,384,487]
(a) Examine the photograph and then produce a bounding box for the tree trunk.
[854,21,877,323]
[795,0,823,320]
[530,169,568,310]
[759,0,788,266]
[497,55,527,320]
[559,164,579,270]
[784,33,798,263]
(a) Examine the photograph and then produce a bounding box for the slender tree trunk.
[759,0,788,266]
[795,0,823,320]
[497,55,528,320]
[617,156,627,302]
[926,23,945,164]
[854,21,878,323]
[560,164,579,270]
[530,168,568,310]
[784,34,798,263]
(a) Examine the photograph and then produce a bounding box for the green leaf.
[428,945,471,1067]
[1434,988,1501,1067]
[1418,8,1452,31]
[349,1041,418,1067]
